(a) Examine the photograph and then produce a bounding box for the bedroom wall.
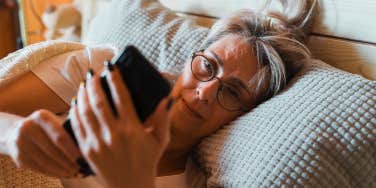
[19,0,72,45]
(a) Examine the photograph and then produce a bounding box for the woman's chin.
[170,98,203,126]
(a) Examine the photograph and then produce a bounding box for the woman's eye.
[228,88,239,98]
[202,59,213,73]
[204,61,211,71]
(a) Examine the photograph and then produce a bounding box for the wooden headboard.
[83,0,376,80]
[158,0,376,80]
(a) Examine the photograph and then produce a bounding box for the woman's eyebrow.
[206,50,224,66]
[228,77,252,96]
[206,50,251,96]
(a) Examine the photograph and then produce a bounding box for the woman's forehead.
[206,36,258,84]
[208,36,250,60]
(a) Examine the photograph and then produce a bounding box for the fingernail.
[79,81,86,88]
[104,61,114,71]
[166,98,174,110]
[71,97,77,106]
[86,69,94,79]
[74,172,85,178]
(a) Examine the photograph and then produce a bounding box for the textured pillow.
[83,0,209,75]
[195,60,376,188]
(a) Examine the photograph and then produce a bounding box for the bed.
[1,0,375,187]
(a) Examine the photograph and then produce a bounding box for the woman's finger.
[18,146,63,177]
[87,70,115,131]
[70,103,86,148]
[31,110,81,163]
[148,98,174,146]
[106,67,140,126]
[27,122,79,175]
[23,134,76,178]
[77,79,101,139]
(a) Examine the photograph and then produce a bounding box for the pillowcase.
[194,60,376,187]
[83,0,209,75]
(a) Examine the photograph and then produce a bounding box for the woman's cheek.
[181,68,196,87]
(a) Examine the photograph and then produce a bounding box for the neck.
[157,149,190,176]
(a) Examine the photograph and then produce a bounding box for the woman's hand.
[69,65,172,188]
[6,110,81,178]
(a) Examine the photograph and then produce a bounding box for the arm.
[0,46,116,116]
[0,72,69,116]
[0,45,115,177]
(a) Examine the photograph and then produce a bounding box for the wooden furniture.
[18,0,72,45]
[0,6,17,58]
[82,0,376,80]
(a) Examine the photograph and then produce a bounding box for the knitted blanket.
[0,41,84,188]
[0,41,84,86]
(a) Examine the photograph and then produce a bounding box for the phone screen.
[101,45,172,122]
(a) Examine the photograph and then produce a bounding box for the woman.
[0,0,317,187]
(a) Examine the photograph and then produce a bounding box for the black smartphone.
[63,45,172,176]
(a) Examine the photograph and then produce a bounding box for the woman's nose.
[196,80,220,104]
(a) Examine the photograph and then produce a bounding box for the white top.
[61,158,206,188]
[61,172,192,188]
[31,45,179,104]
[31,45,117,104]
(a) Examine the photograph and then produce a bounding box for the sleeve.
[0,41,85,86]
[31,44,118,105]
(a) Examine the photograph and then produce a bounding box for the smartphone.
[63,45,172,176]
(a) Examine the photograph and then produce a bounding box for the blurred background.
[0,0,84,58]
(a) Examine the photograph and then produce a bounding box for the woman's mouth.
[181,98,204,120]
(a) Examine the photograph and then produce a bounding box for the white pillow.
[195,60,376,187]
[83,0,208,75]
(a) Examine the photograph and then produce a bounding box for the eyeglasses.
[190,50,250,112]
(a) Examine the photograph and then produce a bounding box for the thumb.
[151,97,174,146]
[32,110,82,162]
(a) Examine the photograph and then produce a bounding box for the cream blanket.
[0,41,85,188]
[0,40,84,86]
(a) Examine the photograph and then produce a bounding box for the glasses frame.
[190,50,249,112]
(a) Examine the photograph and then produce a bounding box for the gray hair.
[200,0,318,106]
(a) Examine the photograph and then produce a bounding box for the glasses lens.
[191,55,214,81]
[217,85,242,111]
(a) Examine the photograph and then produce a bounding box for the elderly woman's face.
[168,35,259,151]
